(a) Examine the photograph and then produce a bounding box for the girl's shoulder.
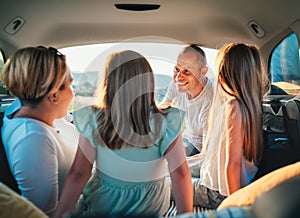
[154,107,185,153]
[73,105,103,122]
[72,105,100,138]
[224,97,243,120]
[225,96,240,107]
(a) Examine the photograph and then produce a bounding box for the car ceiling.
[0,0,300,57]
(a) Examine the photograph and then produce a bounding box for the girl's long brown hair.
[94,50,166,149]
[213,43,269,164]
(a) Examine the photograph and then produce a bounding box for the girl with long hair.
[55,50,193,217]
[192,43,269,209]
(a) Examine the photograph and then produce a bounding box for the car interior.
[0,0,300,217]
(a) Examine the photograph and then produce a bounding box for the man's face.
[173,51,203,95]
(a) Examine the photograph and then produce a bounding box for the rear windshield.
[60,41,219,112]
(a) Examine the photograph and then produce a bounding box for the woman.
[1,46,77,216]
[54,50,193,217]
[191,43,269,209]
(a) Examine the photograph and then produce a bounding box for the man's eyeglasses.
[173,66,192,75]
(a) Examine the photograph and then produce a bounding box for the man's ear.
[201,66,208,76]
[48,92,59,104]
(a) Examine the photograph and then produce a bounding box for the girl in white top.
[1,46,77,216]
[192,43,269,209]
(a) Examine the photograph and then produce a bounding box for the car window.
[0,52,3,71]
[270,32,300,95]
[61,41,218,112]
[0,50,8,95]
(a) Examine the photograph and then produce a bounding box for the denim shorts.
[193,179,227,209]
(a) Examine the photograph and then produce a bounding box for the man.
[160,44,214,156]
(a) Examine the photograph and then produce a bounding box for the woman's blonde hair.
[1,46,68,105]
[208,43,269,165]
[94,50,166,149]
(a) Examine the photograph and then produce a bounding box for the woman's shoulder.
[4,117,52,136]
[3,119,58,157]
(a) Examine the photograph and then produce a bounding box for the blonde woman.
[192,43,269,209]
[1,46,77,216]
[55,50,193,217]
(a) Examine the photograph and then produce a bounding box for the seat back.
[254,95,297,180]
[284,95,300,158]
[0,131,20,194]
[0,96,20,194]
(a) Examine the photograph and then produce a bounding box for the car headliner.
[0,0,300,59]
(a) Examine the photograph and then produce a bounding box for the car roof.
[1,0,299,57]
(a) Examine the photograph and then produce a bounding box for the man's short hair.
[181,44,207,66]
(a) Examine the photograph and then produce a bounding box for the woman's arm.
[11,133,58,216]
[54,135,94,218]
[166,132,193,214]
[225,100,244,195]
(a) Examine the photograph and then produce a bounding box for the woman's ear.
[48,92,59,104]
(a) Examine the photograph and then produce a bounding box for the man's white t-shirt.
[161,79,214,152]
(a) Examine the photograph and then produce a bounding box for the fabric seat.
[0,182,47,218]
[0,111,21,194]
[284,94,300,159]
